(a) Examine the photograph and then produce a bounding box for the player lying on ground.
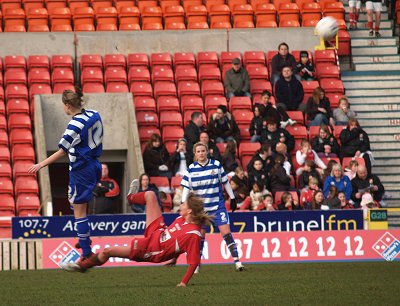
[61,182,213,287]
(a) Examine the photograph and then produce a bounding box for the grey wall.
[0,29,319,58]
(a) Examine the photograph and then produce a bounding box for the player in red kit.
[61,180,213,287]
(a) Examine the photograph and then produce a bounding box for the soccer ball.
[315,17,339,40]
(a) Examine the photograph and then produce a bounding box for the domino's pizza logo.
[49,241,81,267]
[372,232,400,261]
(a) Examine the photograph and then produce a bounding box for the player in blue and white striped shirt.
[29,89,103,263]
[181,142,244,271]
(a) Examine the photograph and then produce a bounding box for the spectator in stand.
[295,139,327,176]
[260,118,295,153]
[338,191,354,209]
[311,124,340,158]
[306,87,335,127]
[184,111,206,154]
[351,165,385,208]
[344,160,359,181]
[143,133,172,178]
[366,0,383,37]
[271,42,298,85]
[298,160,323,190]
[262,194,275,211]
[221,140,239,177]
[89,163,120,214]
[199,131,222,162]
[339,118,372,174]
[296,51,315,81]
[311,190,325,210]
[360,192,380,210]
[323,163,352,201]
[249,103,265,143]
[247,143,274,175]
[229,173,251,211]
[278,192,300,211]
[348,0,362,29]
[207,104,241,144]
[269,154,292,195]
[322,159,339,182]
[168,138,191,177]
[274,65,304,112]
[223,58,251,99]
[249,181,271,211]
[300,177,320,210]
[248,157,269,190]
[323,185,341,210]
[231,166,249,194]
[128,173,160,213]
[259,90,295,129]
[333,96,357,126]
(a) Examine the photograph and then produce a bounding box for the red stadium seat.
[149,176,170,190]
[301,80,320,94]
[159,111,182,128]
[231,109,253,125]
[6,85,29,100]
[4,70,27,86]
[197,51,219,69]
[342,157,365,170]
[73,6,95,26]
[104,54,126,69]
[12,144,36,162]
[0,194,15,216]
[130,82,153,97]
[198,66,221,84]
[314,49,336,65]
[287,111,304,126]
[150,52,172,69]
[152,66,174,83]
[0,115,6,130]
[208,4,231,25]
[177,81,201,98]
[13,161,35,179]
[0,130,9,147]
[175,66,198,83]
[185,4,207,23]
[106,83,129,92]
[118,6,140,25]
[136,111,159,127]
[170,176,182,190]
[0,146,10,162]
[286,125,307,140]
[250,79,272,95]
[104,68,127,84]
[0,162,12,178]
[180,96,204,113]
[229,96,252,111]
[254,3,277,24]
[162,125,184,143]
[16,193,40,215]
[6,98,29,115]
[4,55,26,71]
[8,114,32,130]
[81,68,104,84]
[80,54,102,70]
[201,81,225,98]
[127,53,149,68]
[138,126,160,142]
[51,55,73,70]
[15,177,39,195]
[134,97,156,112]
[82,83,105,93]
[128,66,151,84]
[157,96,180,113]
[238,142,260,158]
[320,79,344,94]
[28,55,50,70]
[0,177,14,196]
[247,66,269,80]
[28,69,51,85]
[243,51,266,67]
[173,52,195,68]
[153,82,177,99]
[316,63,340,79]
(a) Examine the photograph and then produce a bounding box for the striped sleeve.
[181,169,191,190]
[58,119,84,152]
[218,161,229,184]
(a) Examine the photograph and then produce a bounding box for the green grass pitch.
[1,262,399,305]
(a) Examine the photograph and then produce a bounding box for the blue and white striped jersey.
[181,159,229,212]
[58,109,103,170]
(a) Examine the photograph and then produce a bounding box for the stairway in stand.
[342,1,400,227]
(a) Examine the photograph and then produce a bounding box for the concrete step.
[351,37,397,46]
[344,6,387,13]
[352,55,400,64]
[345,20,393,29]
[346,88,400,96]
[373,166,400,174]
[341,74,400,81]
[369,134,400,142]
[370,141,400,150]
[380,183,400,191]
[376,174,400,183]
[343,80,400,89]
[345,13,389,22]
[355,63,400,71]
[351,46,398,56]
[370,150,400,159]
[349,29,393,38]
[374,158,400,166]
[349,96,400,104]
[357,111,400,120]
[359,118,400,126]
[352,104,400,112]
[359,126,400,134]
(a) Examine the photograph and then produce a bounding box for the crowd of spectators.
[135,42,386,214]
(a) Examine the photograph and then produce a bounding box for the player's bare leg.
[219,224,245,271]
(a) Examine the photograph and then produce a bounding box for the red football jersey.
[130,216,202,265]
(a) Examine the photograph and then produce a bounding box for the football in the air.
[315,16,339,40]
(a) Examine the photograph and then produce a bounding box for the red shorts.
[129,216,166,262]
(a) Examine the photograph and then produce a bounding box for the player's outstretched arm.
[178,263,198,287]
[28,149,66,173]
